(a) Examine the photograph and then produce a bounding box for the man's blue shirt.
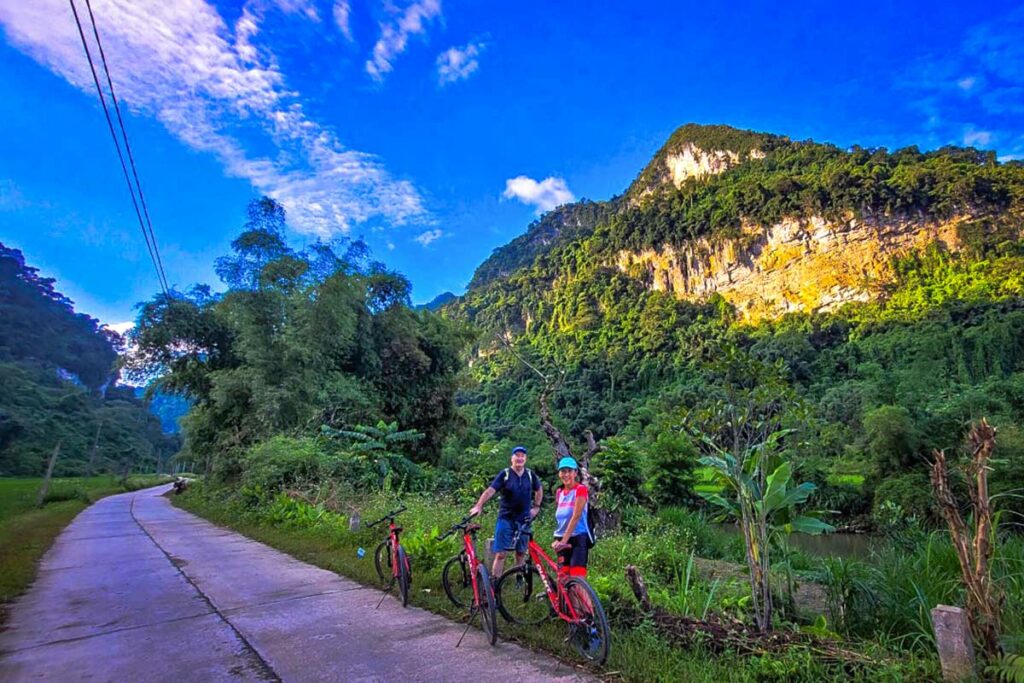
[490,468,541,522]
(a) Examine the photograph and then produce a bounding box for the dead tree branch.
[929,418,1003,660]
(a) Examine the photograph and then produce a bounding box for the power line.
[67,0,171,297]
[82,0,169,294]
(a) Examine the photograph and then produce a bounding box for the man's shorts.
[494,516,530,553]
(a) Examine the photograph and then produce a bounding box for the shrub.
[872,472,935,525]
[592,438,650,510]
[646,432,699,506]
[242,436,328,491]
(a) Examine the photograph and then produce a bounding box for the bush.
[242,436,329,492]
[872,472,934,526]
[646,432,699,506]
[592,438,650,510]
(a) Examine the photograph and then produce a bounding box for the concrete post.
[931,605,976,681]
[348,512,361,531]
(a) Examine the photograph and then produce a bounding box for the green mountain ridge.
[444,123,1024,524]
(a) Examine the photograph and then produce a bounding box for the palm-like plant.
[698,439,833,631]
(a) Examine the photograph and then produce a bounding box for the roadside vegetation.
[176,478,948,682]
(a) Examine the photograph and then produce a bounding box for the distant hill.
[416,291,457,311]
[0,242,179,476]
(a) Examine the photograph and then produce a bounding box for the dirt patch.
[693,557,828,617]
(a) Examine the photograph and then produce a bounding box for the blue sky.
[1,0,1022,327]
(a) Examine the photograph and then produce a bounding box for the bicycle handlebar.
[436,513,478,541]
[365,505,408,529]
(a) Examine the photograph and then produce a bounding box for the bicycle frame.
[387,521,403,578]
[517,529,582,624]
[367,506,408,579]
[440,516,486,608]
[460,526,485,607]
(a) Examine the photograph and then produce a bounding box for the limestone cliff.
[614,213,973,321]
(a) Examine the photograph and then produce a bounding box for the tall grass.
[814,528,1024,656]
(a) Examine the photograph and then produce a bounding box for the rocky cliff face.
[664,143,765,187]
[615,213,970,321]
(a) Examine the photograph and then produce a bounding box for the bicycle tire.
[374,540,393,587]
[564,577,610,665]
[441,554,472,608]
[495,564,554,625]
[476,564,498,645]
[396,546,411,607]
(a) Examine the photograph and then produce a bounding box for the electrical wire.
[82,0,169,295]
[68,0,171,297]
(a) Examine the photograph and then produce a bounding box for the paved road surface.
[0,486,593,682]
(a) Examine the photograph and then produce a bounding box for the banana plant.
[697,429,833,632]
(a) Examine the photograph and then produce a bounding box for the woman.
[552,456,591,578]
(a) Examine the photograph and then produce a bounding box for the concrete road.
[0,486,593,682]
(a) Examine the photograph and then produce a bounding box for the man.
[469,445,543,578]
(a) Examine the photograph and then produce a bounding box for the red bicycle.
[367,505,412,607]
[494,523,610,664]
[438,514,498,645]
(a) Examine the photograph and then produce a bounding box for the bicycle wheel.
[396,546,411,607]
[495,564,554,625]
[442,554,472,608]
[476,564,498,645]
[565,578,610,665]
[374,540,393,587]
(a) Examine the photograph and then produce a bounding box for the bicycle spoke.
[496,564,554,625]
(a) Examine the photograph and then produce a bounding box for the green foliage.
[0,362,178,477]
[591,438,649,510]
[862,405,921,475]
[646,432,700,506]
[988,653,1024,683]
[129,198,471,475]
[0,242,118,390]
[872,473,935,525]
[0,244,176,476]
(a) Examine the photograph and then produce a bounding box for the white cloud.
[503,176,575,213]
[365,0,442,81]
[957,76,978,91]
[0,0,427,237]
[436,42,484,86]
[333,0,353,41]
[964,129,993,147]
[414,229,442,246]
[107,321,135,336]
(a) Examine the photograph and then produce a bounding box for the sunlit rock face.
[615,213,972,321]
[664,143,766,187]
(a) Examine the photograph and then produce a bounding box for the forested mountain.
[0,242,178,476]
[448,124,1024,522]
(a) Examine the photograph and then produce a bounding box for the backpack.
[500,467,538,490]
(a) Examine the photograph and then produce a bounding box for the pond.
[713,524,882,559]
